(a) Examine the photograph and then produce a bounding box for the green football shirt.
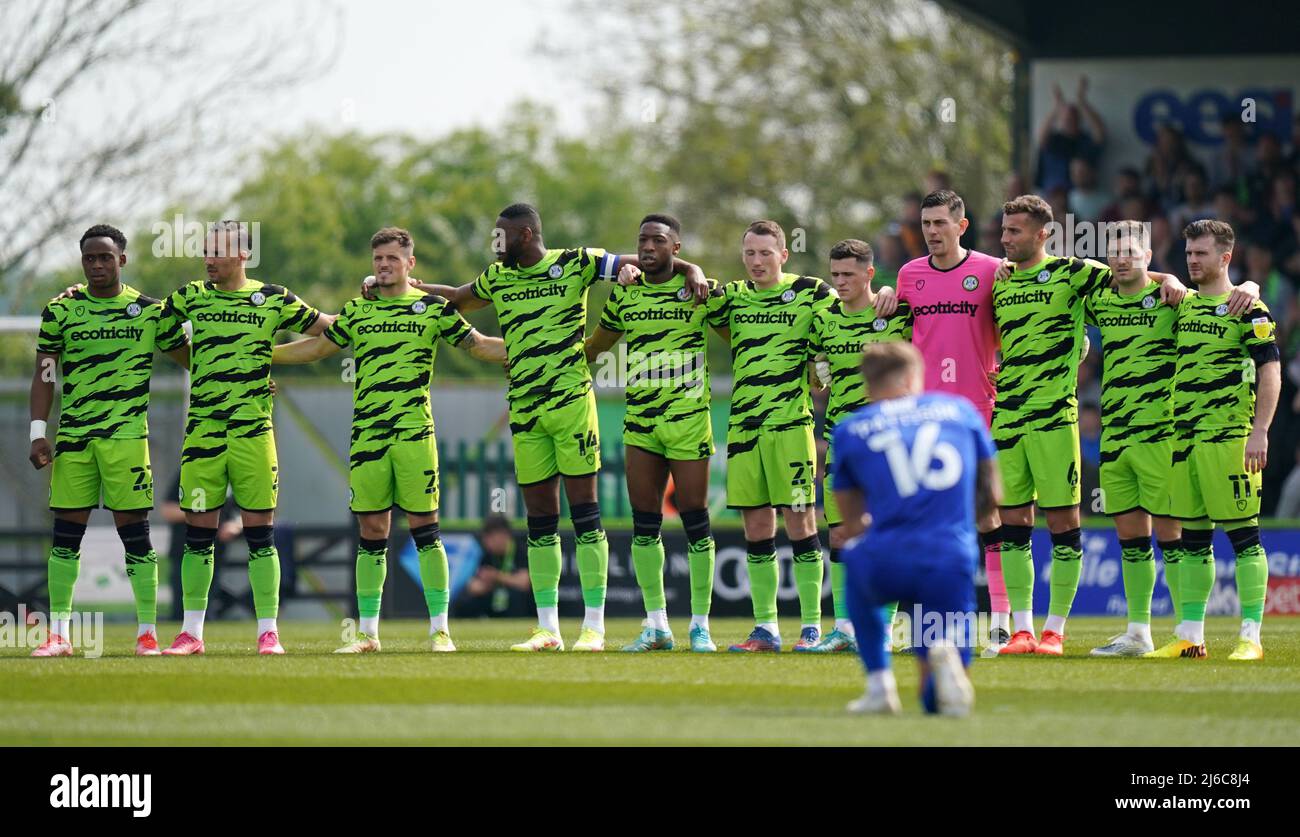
[1173,291,1278,442]
[323,290,473,430]
[597,274,726,430]
[471,247,619,425]
[1085,282,1176,430]
[160,278,320,421]
[37,284,188,439]
[821,298,913,440]
[716,272,836,430]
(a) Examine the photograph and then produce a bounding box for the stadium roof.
[937,0,1300,57]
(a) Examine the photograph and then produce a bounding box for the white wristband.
[30,420,47,442]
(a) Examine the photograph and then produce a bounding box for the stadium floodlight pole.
[28,224,191,658]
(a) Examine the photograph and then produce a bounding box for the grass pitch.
[2,617,1298,746]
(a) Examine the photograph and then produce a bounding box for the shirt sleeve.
[277,288,321,334]
[323,302,352,348]
[436,297,474,346]
[896,301,914,341]
[36,304,62,354]
[1242,302,1279,364]
[471,265,494,301]
[598,286,625,333]
[705,280,730,328]
[1070,258,1112,298]
[154,302,189,352]
[582,247,620,287]
[158,287,188,334]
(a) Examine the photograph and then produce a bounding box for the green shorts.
[512,389,600,486]
[49,436,154,512]
[624,409,713,461]
[995,421,1081,509]
[823,440,842,527]
[726,422,816,509]
[350,426,439,514]
[1170,435,1260,523]
[1099,429,1172,516]
[180,417,278,513]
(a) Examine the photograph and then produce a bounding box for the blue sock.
[921,674,938,715]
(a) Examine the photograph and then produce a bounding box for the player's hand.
[360,275,378,301]
[813,353,832,389]
[1244,428,1268,473]
[1227,280,1260,316]
[268,378,278,397]
[995,259,1013,281]
[1080,334,1091,362]
[54,283,84,301]
[616,263,642,286]
[1158,275,1187,306]
[874,285,898,317]
[683,265,709,302]
[29,438,53,470]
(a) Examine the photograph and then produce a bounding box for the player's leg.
[36,437,99,656]
[771,424,822,649]
[1091,509,1155,656]
[992,423,1038,652]
[1200,438,1267,659]
[810,457,858,653]
[913,566,977,717]
[1152,515,1184,637]
[1029,421,1084,654]
[668,455,716,652]
[515,474,565,651]
[843,556,902,715]
[392,428,454,651]
[230,419,283,654]
[977,400,1010,653]
[622,442,673,652]
[1226,521,1266,659]
[555,391,608,651]
[98,436,162,655]
[1147,439,1210,658]
[164,417,228,655]
[342,428,393,652]
[726,423,781,651]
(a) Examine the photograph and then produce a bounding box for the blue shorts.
[844,554,976,664]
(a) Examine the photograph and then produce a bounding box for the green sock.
[528,533,562,610]
[181,542,215,612]
[1159,541,1184,623]
[1120,540,1156,624]
[1001,535,1034,612]
[747,545,779,624]
[575,530,609,609]
[830,561,848,621]
[687,536,715,616]
[792,546,823,624]
[1231,534,1268,625]
[356,542,388,619]
[1180,526,1215,622]
[248,545,281,620]
[631,534,667,612]
[417,539,449,618]
[47,547,80,621]
[1047,537,1082,619]
[124,551,159,625]
[881,601,900,642]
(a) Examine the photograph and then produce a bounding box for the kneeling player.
[274,228,506,652]
[585,214,728,652]
[30,225,191,656]
[832,342,1000,716]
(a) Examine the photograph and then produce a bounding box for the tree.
[0,0,341,306]
[571,0,1013,279]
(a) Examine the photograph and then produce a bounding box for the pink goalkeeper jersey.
[897,249,1001,418]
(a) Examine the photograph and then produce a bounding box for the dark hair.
[499,202,542,234]
[828,238,874,266]
[1183,219,1235,252]
[1002,194,1054,227]
[743,219,785,249]
[79,224,126,252]
[1118,166,1142,180]
[640,213,681,237]
[920,189,965,219]
[208,219,251,252]
[481,514,513,536]
[371,226,413,250]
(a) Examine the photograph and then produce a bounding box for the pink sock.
[986,547,1010,613]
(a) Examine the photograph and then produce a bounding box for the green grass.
[2,617,1298,746]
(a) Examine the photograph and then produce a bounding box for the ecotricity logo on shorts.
[50,767,151,817]
[1,605,104,658]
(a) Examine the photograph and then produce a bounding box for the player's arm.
[834,488,869,539]
[414,281,492,313]
[1245,348,1282,474]
[873,284,899,317]
[459,329,507,364]
[272,335,342,364]
[29,351,57,469]
[303,312,336,335]
[976,457,1003,520]
[164,343,191,370]
[585,325,622,363]
[616,254,709,301]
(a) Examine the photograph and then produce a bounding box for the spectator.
[1067,157,1110,222]
[1250,172,1297,252]
[896,192,926,259]
[1278,211,1300,278]
[1213,185,1248,231]
[873,232,906,287]
[1148,215,1182,276]
[1145,123,1192,209]
[1168,166,1217,233]
[1035,77,1106,192]
[1247,132,1288,210]
[1099,166,1147,223]
[979,218,1002,256]
[452,515,530,618]
[1210,115,1256,190]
